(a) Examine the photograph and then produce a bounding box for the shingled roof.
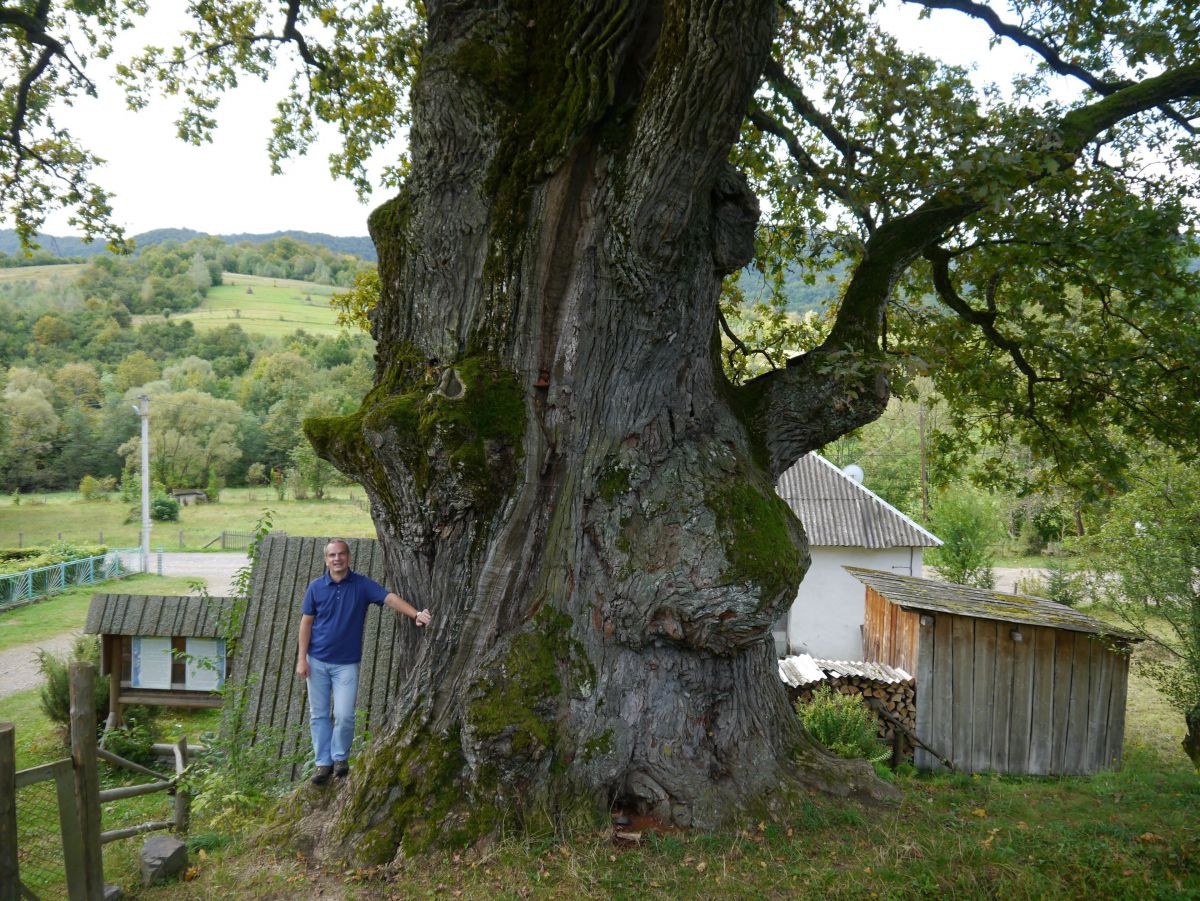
[775,453,941,549]
[85,593,235,639]
[845,567,1140,640]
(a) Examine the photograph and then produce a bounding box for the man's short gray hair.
[324,538,351,554]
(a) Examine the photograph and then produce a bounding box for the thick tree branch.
[761,56,874,162]
[903,0,1198,134]
[732,60,1200,477]
[924,245,1062,418]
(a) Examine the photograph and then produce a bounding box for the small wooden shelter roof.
[845,567,1140,640]
[85,593,234,639]
[775,453,942,549]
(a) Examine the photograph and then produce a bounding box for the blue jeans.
[306,656,359,767]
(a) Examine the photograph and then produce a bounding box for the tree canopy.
[4,0,1196,493]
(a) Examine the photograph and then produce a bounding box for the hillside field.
[165,272,344,337]
[0,263,86,309]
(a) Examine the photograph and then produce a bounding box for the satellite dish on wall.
[843,463,864,484]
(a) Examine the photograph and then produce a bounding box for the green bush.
[151,494,181,522]
[928,487,1002,588]
[0,541,108,576]
[796,685,888,762]
[36,635,109,736]
[103,718,157,765]
[78,474,117,501]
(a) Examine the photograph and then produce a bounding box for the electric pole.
[918,400,929,523]
[132,394,151,572]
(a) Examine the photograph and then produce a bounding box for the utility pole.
[132,394,151,572]
[918,400,929,523]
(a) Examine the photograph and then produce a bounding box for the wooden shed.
[847,567,1140,775]
[85,593,236,725]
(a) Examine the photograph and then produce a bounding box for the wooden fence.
[1,663,190,901]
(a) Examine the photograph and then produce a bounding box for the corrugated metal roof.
[775,453,941,549]
[778,653,912,688]
[85,594,234,639]
[845,567,1141,640]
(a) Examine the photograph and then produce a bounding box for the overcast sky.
[31,4,1036,240]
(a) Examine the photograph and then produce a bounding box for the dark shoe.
[311,765,333,785]
[334,760,350,778]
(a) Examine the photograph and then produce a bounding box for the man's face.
[325,542,351,578]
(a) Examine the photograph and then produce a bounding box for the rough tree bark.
[301,0,896,862]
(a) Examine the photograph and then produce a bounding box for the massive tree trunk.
[303,0,892,862]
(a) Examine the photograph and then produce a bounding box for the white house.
[773,453,941,660]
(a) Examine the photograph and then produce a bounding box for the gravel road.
[0,553,248,700]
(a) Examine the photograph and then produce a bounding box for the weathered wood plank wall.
[862,587,920,674]
[226,535,405,779]
[909,612,1132,775]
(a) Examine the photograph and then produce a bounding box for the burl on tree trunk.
[301,0,894,863]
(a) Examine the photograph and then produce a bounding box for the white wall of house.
[776,546,924,660]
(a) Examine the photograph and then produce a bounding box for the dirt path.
[0,553,248,700]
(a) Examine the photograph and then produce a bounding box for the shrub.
[928,487,1002,588]
[150,494,181,522]
[796,685,888,762]
[79,474,107,501]
[0,541,107,576]
[1014,560,1087,608]
[37,635,109,737]
[103,718,157,766]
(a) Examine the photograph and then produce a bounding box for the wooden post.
[106,636,122,729]
[0,723,18,901]
[173,737,190,834]
[69,662,104,901]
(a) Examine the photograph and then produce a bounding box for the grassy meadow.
[0,263,86,290]
[165,272,343,337]
[1,487,376,549]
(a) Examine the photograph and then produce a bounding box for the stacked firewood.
[779,655,919,752]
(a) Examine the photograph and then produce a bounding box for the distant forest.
[0,234,375,495]
[0,227,377,262]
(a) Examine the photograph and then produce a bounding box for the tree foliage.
[1082,460,1200,767]
[3,1,1197,493]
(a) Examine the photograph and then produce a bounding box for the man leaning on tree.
[296,538,432,785]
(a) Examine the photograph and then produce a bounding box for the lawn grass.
[0,487,375,549]
[130,744,1197,900]
[165,272,344,338]
[0,573,202,653]
[4,663,1186,900]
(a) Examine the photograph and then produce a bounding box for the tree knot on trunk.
[710,163,761,275]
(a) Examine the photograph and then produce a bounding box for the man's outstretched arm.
[385,593,431,626]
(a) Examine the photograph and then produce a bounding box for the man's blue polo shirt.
[302,570,390,664]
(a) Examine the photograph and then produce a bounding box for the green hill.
[164,272,343,337]
[0,228,376,262]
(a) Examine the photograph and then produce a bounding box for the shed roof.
[85,593,234,639]
[775,453,941,549]
[845,567,1140,640]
